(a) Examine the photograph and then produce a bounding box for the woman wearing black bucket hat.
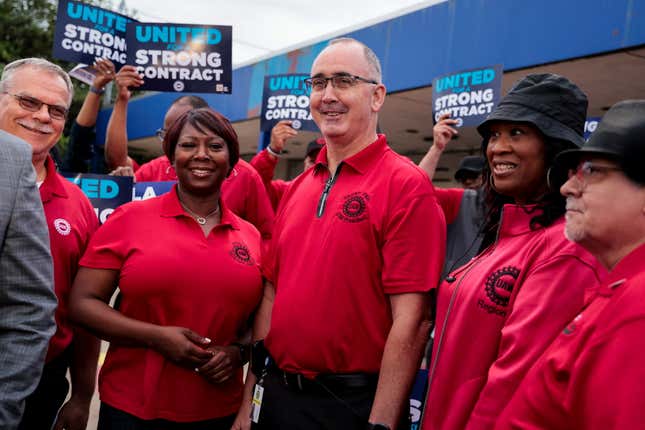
[422,74,604,430]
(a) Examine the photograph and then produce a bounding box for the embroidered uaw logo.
[337,192,369,223]
[484,266,520,307]
[230,242,255,266]
[53,218,72,236]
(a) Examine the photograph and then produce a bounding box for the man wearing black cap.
[454,155,485,189]
[250,119,324,210]
[496,100,645,429]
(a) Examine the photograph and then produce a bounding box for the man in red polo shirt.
[496,100,645,429]
[0,58,99,430]
[234,38,445,430]
[105,67,274,241]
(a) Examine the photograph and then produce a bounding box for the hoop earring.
[489,172,498,192]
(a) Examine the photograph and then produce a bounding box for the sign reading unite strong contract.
[52,0,135,68]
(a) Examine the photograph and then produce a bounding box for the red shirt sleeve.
[249,149,290,210]
[434,187,465,224]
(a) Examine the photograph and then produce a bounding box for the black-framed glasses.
[567,160,622,186]
[303,74,378,92]
[2,92,68,121]
[155,128,166,142]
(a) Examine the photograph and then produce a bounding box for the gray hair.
[0,58,74,106]
[328,37,382,83]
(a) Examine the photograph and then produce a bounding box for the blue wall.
[96,0,645,142]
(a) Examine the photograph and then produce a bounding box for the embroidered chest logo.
[477,266,520,317]
[53,218,72,236]
[337,192,369,223]
[230,242,255,266]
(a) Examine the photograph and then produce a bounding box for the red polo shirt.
[249,148,290,210]
[40,156,98,362]
[135,156,274,240]
[496,242,645,430]
[80,187,263,421]
[264,134,446,378]
[422,206,604,430]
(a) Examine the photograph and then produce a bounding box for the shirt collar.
[159,184,239,230]
[598,241,645,294]
[39,155,68,202]
[497,203,550,237]
[314,134,388,176]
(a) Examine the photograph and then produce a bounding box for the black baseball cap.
[306,138,325,158]
[478,73,588,151]
[454,156,485,181]
[549,100,645,187]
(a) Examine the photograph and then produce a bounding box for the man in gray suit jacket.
[0,129,56,429]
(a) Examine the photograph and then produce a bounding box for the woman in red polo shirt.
[70,108,263,429]
[422,74,604,430]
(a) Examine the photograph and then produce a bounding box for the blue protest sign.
[584,117,601,141]
[126,23,232,93]
[432,64,503,127]
[65,173,133,224]
[52,0,134,68]
[260,74,318,132]
[132,181,175,201]
[409,369,428,429]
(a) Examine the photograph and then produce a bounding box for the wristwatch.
[366,424,391,430]
[232,342,250,366]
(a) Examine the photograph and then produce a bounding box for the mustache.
[17,120,54,134]
[565,197,581,211]
[319,103,348,114]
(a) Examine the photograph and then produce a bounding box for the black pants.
[98,403,236,430]
[254,371,410,430]
[18,349,71,430]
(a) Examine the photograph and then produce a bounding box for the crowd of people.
[0,35,644,430]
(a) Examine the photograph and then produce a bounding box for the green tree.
[0,0,57,67]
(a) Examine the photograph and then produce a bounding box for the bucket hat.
[477,73,588,150]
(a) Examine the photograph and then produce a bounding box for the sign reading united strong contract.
[260,74,318,132]
[126,22,232,93]
[432,64,503,127]
[53,0,135,68]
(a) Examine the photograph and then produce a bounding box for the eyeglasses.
[155,128,166,142]
[2,92,68,121]
[567,160,622,186]
[303,74,378,92]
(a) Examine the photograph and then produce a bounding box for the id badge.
[250,383,264,423]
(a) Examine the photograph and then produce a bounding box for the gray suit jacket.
[0,130,56,429]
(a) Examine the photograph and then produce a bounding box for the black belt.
[268,366,378,393]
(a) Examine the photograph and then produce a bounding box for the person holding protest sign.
[419,113,486,278]
[237,37,445,430]
[250,119,324,210]
[422,74,605,430]
[71,107,262,429]
[105,65,274,240]
[0,58,100,430]
[62,57,115,173]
